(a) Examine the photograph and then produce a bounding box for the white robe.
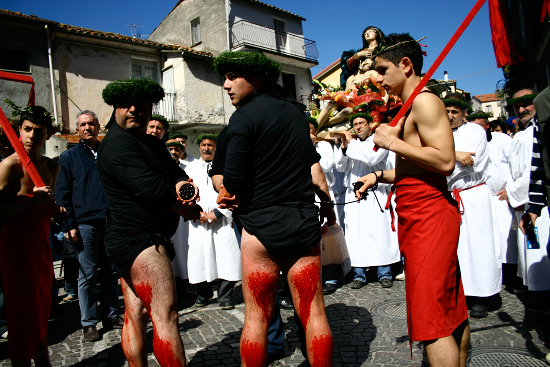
[449,122,501,297]
[179,154,196,170]
[487,132,516,263]
[315,141,347,228]
[185,158,241,284]
[507,124,550,290]
[335,137,400,268]
[171,157,196,279]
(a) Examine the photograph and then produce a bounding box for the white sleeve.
[506,130,532,208]
[346,138,388,166]
[316,141,335,173]
[334,145,349,173]
[447,125,489,182]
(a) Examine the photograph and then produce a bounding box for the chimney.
[444,71,449,82]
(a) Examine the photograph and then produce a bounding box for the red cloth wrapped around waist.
[392,175,468,344]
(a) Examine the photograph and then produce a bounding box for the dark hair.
[150,114,169,130]
[442,92,470,113]
[19,106,54,132]
[490,119,510,134]
[375,33,423,76]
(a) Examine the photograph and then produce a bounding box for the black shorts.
[107,232,175,276]
[240,202,321,259]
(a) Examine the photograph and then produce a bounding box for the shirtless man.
[0,105,58,367]
[97,78,201,367]
[356,33,469,367]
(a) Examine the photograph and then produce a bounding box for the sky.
[3,0,505,97]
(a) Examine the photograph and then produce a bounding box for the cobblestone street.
[1,272,550,366]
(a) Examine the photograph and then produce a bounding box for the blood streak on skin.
[246,271,277,323]
[134,281,153,313]
[241,339,265,367]
[290,262,320,328]
[120,279,142,367]
[153,324,185,367]
[310,334,334,367]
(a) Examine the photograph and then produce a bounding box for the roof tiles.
[0,8,213,57]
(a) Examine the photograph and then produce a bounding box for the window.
[191,18,201,45]
[131,60,157,81]
[0,49,29,72]
[486,105,492,113]
[274,19,286,51]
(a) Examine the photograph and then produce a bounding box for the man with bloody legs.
[96,78,201,367]
[212,51,334,367]
[0,105,58,367]
[356,33,469,367]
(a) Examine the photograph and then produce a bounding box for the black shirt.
[97,122,189,273]
[220,92,321,258]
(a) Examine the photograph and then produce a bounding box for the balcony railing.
[153,92,177,122]
[229,20,318,62]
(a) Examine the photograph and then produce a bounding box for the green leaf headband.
[466,112,492,121]
[507,93,538,105]
[4,99,54,121]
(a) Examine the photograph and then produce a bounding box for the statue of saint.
[339,26,385,88]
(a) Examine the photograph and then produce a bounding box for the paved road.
[1,270,549,366]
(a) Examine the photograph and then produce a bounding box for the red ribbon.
[0,71,44,187]
[488,0,523,68]
[385,185,396,232]
[452,183,486,220]
[374,0,487,151]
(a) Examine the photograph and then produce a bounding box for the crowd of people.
[0,26,549,367]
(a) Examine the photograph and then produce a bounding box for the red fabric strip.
[488,0,524,67]
[374,0,487,151]
[0,107,45,187]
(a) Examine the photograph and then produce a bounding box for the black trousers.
[195,280,236,303]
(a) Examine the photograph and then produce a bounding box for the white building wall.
[228,1,304,35]
[53,41,161,133]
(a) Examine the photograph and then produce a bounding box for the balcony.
[229,20,318,62]
[153,92,177,122]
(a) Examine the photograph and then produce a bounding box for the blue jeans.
[353,265,392,282]
[77,220,119,327]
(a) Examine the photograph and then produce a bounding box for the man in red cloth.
[357,33,469,367]
[0,105,59,367]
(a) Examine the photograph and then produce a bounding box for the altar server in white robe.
[444,95,501,319]
[308,117,346,228]
[310,117,340,296]
[186,134,241,310]
[166,139,195,280]
[469,113,516,265]
[506,89,550,291]
[335,113,400,290]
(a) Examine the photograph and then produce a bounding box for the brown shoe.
[110,316,124,329]
[83,325,100,342]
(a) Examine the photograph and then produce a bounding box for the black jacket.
[55,140,109,231]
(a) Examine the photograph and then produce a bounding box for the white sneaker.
[395,272,405,281]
